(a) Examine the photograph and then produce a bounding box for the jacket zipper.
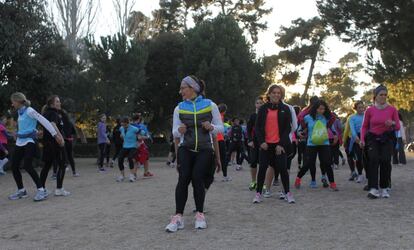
[193,101,198,151]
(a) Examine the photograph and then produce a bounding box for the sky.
[94,0,372,97]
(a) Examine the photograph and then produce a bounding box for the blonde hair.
[265,84,285,102]
[11,92,31,107]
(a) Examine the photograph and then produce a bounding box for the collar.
[18,106,28,116]
[185,95,202,103]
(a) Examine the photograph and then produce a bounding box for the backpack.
[311,120,329,145]
[230,125,243,142]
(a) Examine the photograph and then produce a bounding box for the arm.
[27,108,57,137]
[400,121,406,142]
[209,103,224,135]
[289,105,298,133]
[392,108,400,131]
[212,136,221,173]
[246,114,254,142]
[172,106,182,138]
[255,106,265,146]
[360,109,370,144]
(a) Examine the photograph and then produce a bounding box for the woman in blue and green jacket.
[165,75,223,233]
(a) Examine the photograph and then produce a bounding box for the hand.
[359,141,365,149]
[178,124,187,134]
[385,120,394,127]
[298,131,306,139]
[215,158,222,173]
[248,141,254,148]
[355,136,360,144]
[55,134,65,147]
[106,139,111,145]
[333,135,338,145]
[275,145,285,155]
[202,121,214,132]
[4,150,8,156]
[260,142,268,151]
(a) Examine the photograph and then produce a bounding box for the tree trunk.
[301,36,324,102]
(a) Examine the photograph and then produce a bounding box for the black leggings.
[112,143,122,161]
[226,141,243,165]
[256,144,289,194]
[175,147,213,214]
[331,142,340,165]
[297,145,335,183]
[65,140,76,173]
[297,141,306,166]
[393,138,407,165]
[344,139,355,173]
[40,142,66,189]
[98,143,110,167]
[249,142,259,169]
[118,148,137,171]
[287,142,297,170]
[366,137,393,189]
[11,143,42,189]
[218,140,227,177]
[352,143,366,175]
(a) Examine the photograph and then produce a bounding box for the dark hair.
[309,96,319,108]
[353,100,364,111]
[398,112,403,123]
[132,113,141,121]
[189,75,206,96]
[232,117,240,123]
[309,100,331,120]
[293,105,301,116]
[218,103,227,113]
[256,96,265,102]
[239,119,244,125]
[265,84,285,102]
[42,95,59,114]
[116,117,121,125]
[121,116,130,124]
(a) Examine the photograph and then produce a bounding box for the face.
[121,121,129,128]
[375,90,387,104]
[317,105,326,115]
[255,99,264,109]
[51,97,62,110]
[356,103,365,115]
[0,117,6,124]
[179,82,196,100]
[11,99,22,109]
[268,87,282,103]
[233,119,240,125]
[101,115,107,122]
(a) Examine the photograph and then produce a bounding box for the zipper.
[193,101,198,152]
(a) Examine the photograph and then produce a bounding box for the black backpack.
[231,125,242,142]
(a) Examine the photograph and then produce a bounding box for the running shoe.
[356,175,364,183]
[165,215,184,233]
[235,165,242,171]
[368,188,380,199]
[329,182,339,191]
[253,192,262,203]
[309,181,318,189]
[333,164,339,170]
[110,160,114,168]
[194,212,207,229]
[98,168,106,173]
[348,172,358,181]
[116,176,125,182]
[222,176,232,182]
[263,190,272,198]
[8,189,28,200]
[263,185,267,192]
[33,190,48,201]
[381,189,390,198]
[363,185,370,191]
[248,182,257,191]
[321,176,329,188]
[55,188,71,197]
[279,191,286,200]
[43,189,50,198]
[286,192,295,204]
[294,177,301,189]
[143,172,154,178]
[73,172,80,177]
[129,174,136,182]
[51,173,57,180]
[0,165,5,175]
[273,179,279,186]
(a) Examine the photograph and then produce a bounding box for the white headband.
[182,76,201,93]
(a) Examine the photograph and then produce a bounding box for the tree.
[47,0,99,56]
[274,17,329,102]
[113,0,137,35]
[315,52,363,114]
[84,33,147,116]
[0,0,80,113]
[317,0,414,83]
[183,15,264,118]
[386,80,414,112]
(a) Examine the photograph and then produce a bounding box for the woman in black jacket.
[253,84,295,204]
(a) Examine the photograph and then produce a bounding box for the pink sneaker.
[194,212,207,229]
[165,215,184,233]
[253,192,262,204]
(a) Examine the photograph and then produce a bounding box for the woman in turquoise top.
[294,100,338,191]
[348,101,366,183]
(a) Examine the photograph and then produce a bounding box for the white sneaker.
[129,174,136,182]
[279,191,286,200]
[356,175,364,183]
[55,188,71,197]
[334,164,339,169]
[194,212,207,229]
[116,176,125,182]
[263,190,272,198]
[286,192,295,204]
[381,189,390,198]
[165,215,184,233]
[222,176,232,182]
[253,192,262,203]
[368,188,380,199]
[235,165,242,171]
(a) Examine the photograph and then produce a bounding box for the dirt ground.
[0,154,413,250]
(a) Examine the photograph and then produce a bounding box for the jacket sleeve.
[255,106,266,145]
[278,106,292,147]
[246,114,254,142]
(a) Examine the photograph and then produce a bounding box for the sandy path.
[0,155,413,250]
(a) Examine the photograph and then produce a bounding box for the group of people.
[165,76,406,233]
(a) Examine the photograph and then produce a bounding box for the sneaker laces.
[170,215,182,224]
[195,212,205,221]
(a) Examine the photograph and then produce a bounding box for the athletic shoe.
[309,181,317,189]
[116,176,125,182]
[381,189,390,198]
[8,189,28,200]
[0,165,5,175]
[286,192,295,204]
[194,212,207,229]
[273,179,279,186]
[349,172,358,181]
[356,175,364,183]
[368,188,380,199]
[165,215,184,233]
[263,185,267,192]
[363,185,370,191]
[333,164,339,170]
[51,173,57,180]
[73,172,80,177]
[222,176,232,182]
[170,162,176,168]
[33,190,48,201]
[321,176,329,188]
[143,172,154,178]
[294,177,301,189]
[263,190,272,198]
[110,160,114,168]
[279,191,286,200]
[129,174,136,182]
[43,189,50,198]
[98,168,106,173]
[55,188,71,197]
[342,158,346,166]
[235,165,242,171]
[253,192,262,203]
[248,182,257,191]
[330,182,339,191]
